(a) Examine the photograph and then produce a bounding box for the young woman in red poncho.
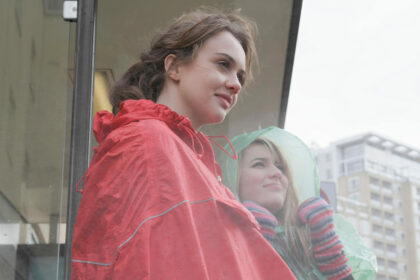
[71,8,296,280]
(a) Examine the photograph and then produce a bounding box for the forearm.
[297,197,352,280]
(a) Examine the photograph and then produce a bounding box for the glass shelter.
[0,0,302,279]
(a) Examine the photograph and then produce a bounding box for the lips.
[215,93,233,109]
[263,183,283,191]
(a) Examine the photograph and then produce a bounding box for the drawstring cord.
[181,124,204,159]
[75,174,86,194]
[208,135,237,160]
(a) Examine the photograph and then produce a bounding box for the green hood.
[217,126,320,203]
[217,126,378,280]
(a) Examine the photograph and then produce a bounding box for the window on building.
[373,224,383,234]
[398,200,403,208]
[325,153,331,162]
[417,187,420,195]
[369,177,380,186]
[382,180,392,191]
[371,208,382,217]
[388,260,397,269]
[377,257,385,266]
[399,216,404,225]
[400,232,405,240]
[383,196,393,205]
[348,177,360,192]
[370,192,381,202]
[385,228,395,237]
[417,202,420,211]
[326,169,332,179]
[343,144,363,159]
[384,212,394,221]
[349,193,360,201]
[377,274,386,280]
[374,240,384,250]
[347,159,364,174]
[339,163,345,175]
[400,248,406,256]
[386,244,396,253]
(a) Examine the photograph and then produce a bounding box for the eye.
[237,73,245,86]
[252,161,265,168]
[275,164,286,172]
[217,60,230,69]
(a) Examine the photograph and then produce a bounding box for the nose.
[268,165,283,179]
[226,74,241,95]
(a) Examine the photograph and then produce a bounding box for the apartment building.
[313,133,420,280]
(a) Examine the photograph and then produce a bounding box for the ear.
[164,54,181,82]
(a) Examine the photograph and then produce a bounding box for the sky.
[285,0,420,149]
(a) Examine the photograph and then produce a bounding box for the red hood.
[94,99,194,143]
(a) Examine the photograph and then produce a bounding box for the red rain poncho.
[71,99,295,279]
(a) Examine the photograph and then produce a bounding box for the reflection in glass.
[0,1,71,279]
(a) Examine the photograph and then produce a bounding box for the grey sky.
[286,0,420,149]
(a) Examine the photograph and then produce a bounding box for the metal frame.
[63,0,98,279]
[278,0,303,128]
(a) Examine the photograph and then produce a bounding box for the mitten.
[243,201,278,242]
[297,197,353,280]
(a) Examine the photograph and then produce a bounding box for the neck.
[157,87,201,130]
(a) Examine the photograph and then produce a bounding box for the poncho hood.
[217,126,320,203]
[93,99,194,144]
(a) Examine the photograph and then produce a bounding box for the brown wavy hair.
[110,7,258,114]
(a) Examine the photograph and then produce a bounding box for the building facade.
[314,133,420,280]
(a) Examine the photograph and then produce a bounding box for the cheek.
[282,176,289,188]
[230,95,238,109]
[238,170,264,201]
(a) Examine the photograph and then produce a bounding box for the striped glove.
[243,201,278,243]
[297,197,353,280]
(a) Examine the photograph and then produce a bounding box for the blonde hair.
[238,138,315,270]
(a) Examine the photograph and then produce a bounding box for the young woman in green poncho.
[217,126,377,280]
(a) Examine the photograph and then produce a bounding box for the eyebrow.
[215,52,246,76]
[250,157,283,165]
[250,157,268,163]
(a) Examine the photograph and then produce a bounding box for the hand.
[243,201,278,241]
[296,197,333,229]
[296,197,352,280]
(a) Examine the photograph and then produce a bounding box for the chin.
[204,112,227,125]
[265,201,285,215]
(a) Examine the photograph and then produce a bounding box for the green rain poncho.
[217,126,377,280]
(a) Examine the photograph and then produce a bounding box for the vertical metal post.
[64,0,97,279]
[278,0,303,128]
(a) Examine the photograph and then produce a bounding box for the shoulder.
[108,119,177,148]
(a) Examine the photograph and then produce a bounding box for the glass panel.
[0,0,73,279]
[288,1,420,279]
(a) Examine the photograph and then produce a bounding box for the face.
[238,143,289,215]
[172,31,246,129]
